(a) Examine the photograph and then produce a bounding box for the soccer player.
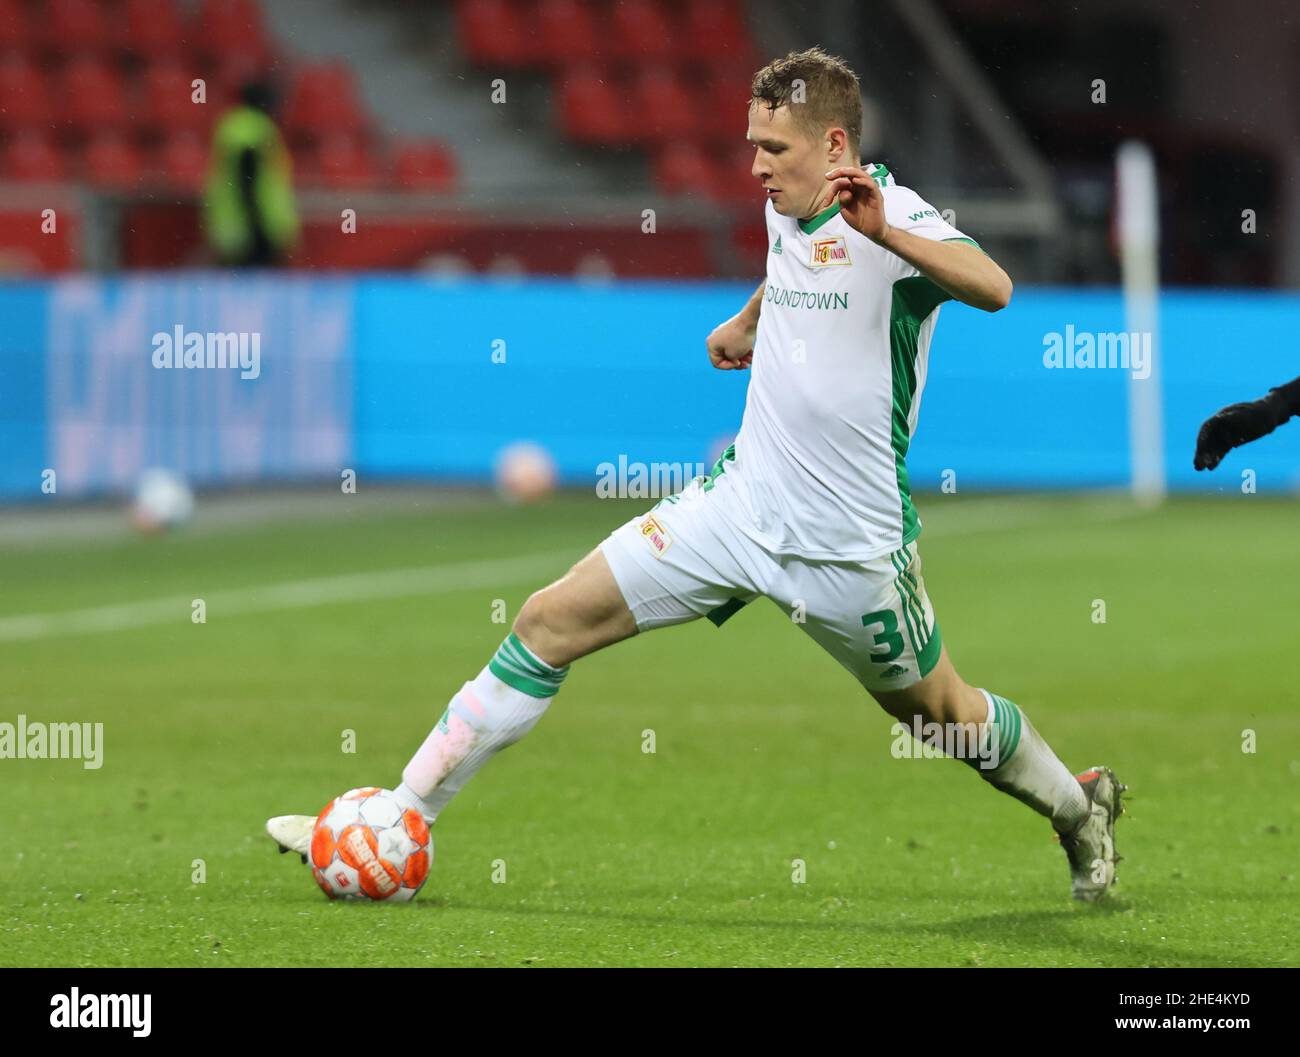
[1194,375,1300,470]
[269,48,1125,902]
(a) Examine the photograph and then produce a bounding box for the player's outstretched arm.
[1194,374,1300,471]
[706,281,765,370]
[826,166,1013,312]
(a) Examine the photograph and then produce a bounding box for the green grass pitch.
[1,491,1297,967]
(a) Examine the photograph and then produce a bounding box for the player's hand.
[1193,399,1278,471]
[825,165,888,243]
[706,314,755,370]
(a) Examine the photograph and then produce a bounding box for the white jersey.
[720,163,975,561]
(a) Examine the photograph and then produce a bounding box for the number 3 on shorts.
[861,609,904,664]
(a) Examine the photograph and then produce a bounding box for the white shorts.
[597,466,943,692]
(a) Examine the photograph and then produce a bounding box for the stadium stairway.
[257,0,605,197]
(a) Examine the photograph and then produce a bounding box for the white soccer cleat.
[266,814,315,863]
[1058,766,1127,902]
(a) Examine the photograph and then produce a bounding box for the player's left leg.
[871,645,1089,833]
[875,650,1125,902]
[772,541,1124,900]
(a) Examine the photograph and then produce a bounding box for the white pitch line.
[0,497,1149,644]
[0,549,580,644]
[918,495,1144,538]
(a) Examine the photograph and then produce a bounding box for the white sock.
[395,632,568,822]
[974,689,1089,833]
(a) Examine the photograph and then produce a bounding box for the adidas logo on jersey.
[772,235,782,255]
[880,664,909,679]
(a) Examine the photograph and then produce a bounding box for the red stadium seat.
[0,0,29,53]
[157,133,209,192]
[2,132,66,181]
[82,133,144,190]
[284,63,368,140]
[683,0,750,61]
[289,140,321,186]
[392,140,459,192]
[194,0,272,62]
[0,56,52,132]
[35,0,107,56]
[653,142,714,197]
[117,0,189,58]
[610,0,676,65]
[712,141,765,205]
[57,57,129,136]
[556,67,630,146]
[537,0,601,67]
[703,59,760,139]
[454,0,535,68]
[310,134,380,189]
[139,62,216,139]
[209,52,270,102]
[632,66,700,145]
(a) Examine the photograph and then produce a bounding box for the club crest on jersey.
[639,514,672,557]
[810,235,850,267]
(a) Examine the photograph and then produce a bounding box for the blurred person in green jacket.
[204,80,300,267]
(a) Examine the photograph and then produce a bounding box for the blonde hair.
[751,46,862,156]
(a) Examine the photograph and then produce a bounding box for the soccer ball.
[130,468,194,532]
[494,441,556,503]
[310,787,432,902]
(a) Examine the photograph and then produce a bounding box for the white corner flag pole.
[1117,140,1166,507]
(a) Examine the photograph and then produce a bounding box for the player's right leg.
[268,546,635,858]
[269,473,765,859]
[388,542,650,828]
[388,472,771,828]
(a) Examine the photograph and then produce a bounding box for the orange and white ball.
[130,468,194,532]
[494,441,557,503]
[310,787,431,902]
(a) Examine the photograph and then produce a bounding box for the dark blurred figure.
[204,80,300,268]
[1194,376,1300,471]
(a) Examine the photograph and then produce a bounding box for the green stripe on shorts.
[891,547,941,678]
